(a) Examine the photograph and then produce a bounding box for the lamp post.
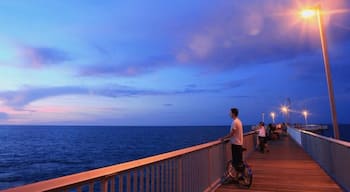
[270,112,276,123]
[300,5,340,139]
[262,112,265,122]
[302,110,308,125]
[281,106,289,125]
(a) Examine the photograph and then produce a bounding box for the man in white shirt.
[222,108,244,173]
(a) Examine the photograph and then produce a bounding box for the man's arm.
[220,127,235,141]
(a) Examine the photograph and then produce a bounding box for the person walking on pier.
[221,108,244,173]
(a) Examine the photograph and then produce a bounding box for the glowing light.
[270,112,276,123]
[302,110,308,117]
[270,112,275,118]
[302,110,308,124]
[300,9,317,18]
[281,106,289,114]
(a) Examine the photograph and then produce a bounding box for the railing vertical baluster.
[146,167,150,192]
[89,182,94,192]
[207,147,211,190]
[172,160,175,192]
[151,165,155,192]
[101,177,108,192]
[190,155,193,192]
[192,155,195,192]
[160,162,165,191]
[196,154,199,192]
[111,176,115,192]
[133,171,137,192]
[127,173,131,192]
[140,168,144,192]
[157,164,160,192]
[119,175,123,192]
[166,161,169,192]
[177,158,182,192]
[196,153,199,191]
[185,156,189,191]
[168,160,171,192]
[77,186,82,192]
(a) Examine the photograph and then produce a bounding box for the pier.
[217,135,342,191]
[2,127,349,192]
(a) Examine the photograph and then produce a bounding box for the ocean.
[0,124,349,190]
[0,125,233,190]
[319,124,350,141]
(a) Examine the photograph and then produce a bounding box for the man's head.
[230,108,239,118]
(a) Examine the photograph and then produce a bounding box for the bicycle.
[222,149,253,188]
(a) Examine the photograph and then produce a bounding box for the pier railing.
[3,131,257,192]
[288,127,350,191]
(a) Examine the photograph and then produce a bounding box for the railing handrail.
[288,127,350,191]
[243,130,256,136]
[3,132,256,192]
[2,140,222,192]
[299,129,350,147]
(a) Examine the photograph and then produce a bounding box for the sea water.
[0,125,249,190]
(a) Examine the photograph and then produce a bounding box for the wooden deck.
[216,136,343,192]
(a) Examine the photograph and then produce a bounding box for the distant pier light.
[280,105,289,124]
[302,110,308,125]
[270,112,276,123]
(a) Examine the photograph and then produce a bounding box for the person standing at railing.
[221,108,244,173]
[256,122,268,153]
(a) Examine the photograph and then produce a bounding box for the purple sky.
[0,0,349,125]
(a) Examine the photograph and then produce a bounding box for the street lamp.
[300,5,340,139]
[281,105,289,124]
[270,112,276,123]
[302,110,308,125]
[262,112,265,122]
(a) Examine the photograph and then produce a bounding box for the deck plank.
[216,136,343,192]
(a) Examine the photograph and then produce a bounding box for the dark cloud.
[224,79,250,89]
[77,1,329,77]
[230,95,251,98]
[0,84,221,109]
[17,45,71,68]
[64,0,350,80]
[79,55,171,77]
[0,86,88,108]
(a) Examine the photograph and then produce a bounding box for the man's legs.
[231,144,243,172]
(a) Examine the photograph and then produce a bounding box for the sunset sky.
[0,0,349,125]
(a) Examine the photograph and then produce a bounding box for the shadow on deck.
[216,136,343,192]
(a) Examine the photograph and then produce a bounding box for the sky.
[0,0,349,126]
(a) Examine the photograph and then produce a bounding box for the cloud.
[77,1,325,78]
[79,55,171,77]
[224,78,251,89]
[23,0,344,81]
[0,84,221,109]
[0,112,9,120]
[17,45,71,68]
[0,86,88,108]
